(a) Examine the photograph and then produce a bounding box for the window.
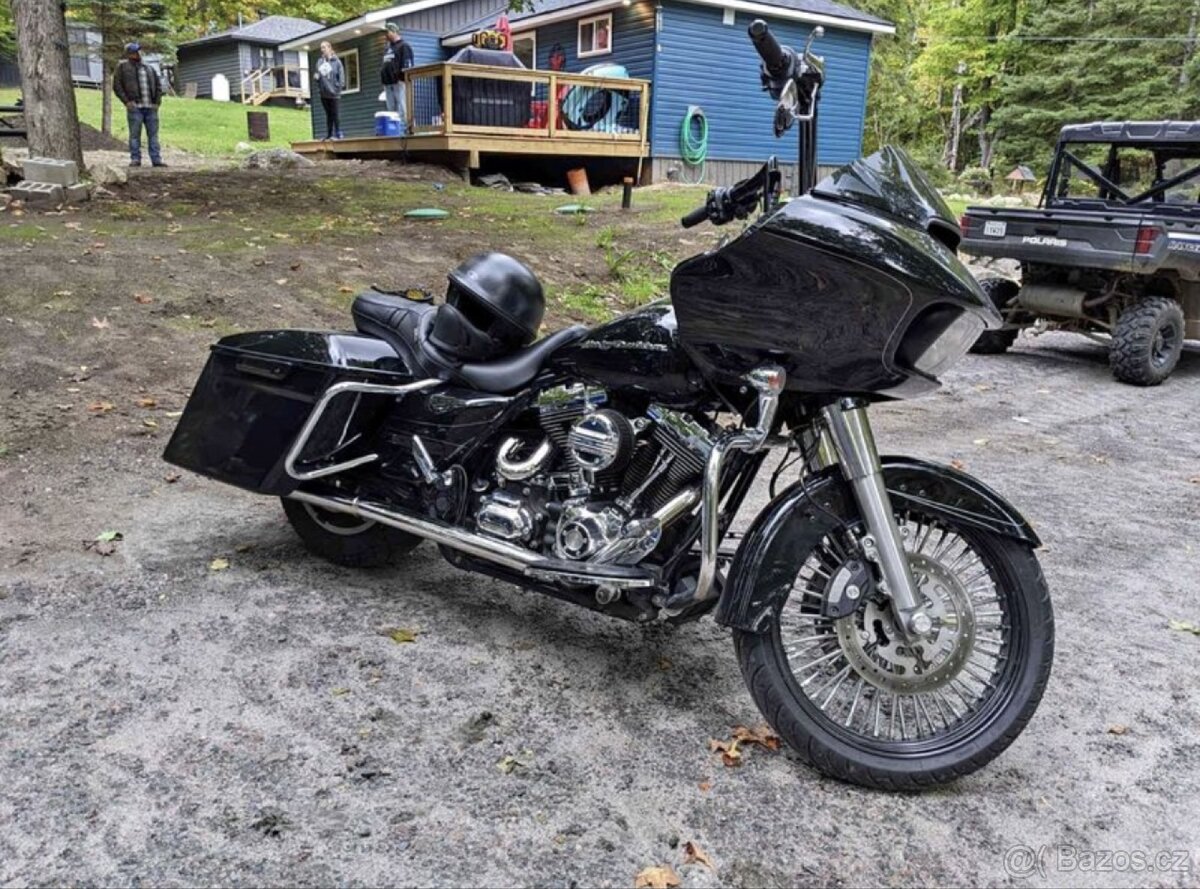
[578,13,612,58]
[512,32,536,69]
[338,47,361,93]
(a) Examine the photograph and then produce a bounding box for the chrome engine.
[474,385,714,565]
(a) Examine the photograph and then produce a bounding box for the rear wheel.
[969,278,1021,355]
[1110,296,1185,386]
[734,508,1053,790]
[281,497,422,568]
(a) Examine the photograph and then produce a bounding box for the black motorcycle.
[165,22,1053,789]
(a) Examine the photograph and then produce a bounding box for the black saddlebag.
[163,330,413,495]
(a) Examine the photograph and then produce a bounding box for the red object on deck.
[496,14,512,51]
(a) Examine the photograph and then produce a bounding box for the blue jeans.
[383,83,408,133]
[127,106,161,165]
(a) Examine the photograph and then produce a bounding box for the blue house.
[282,0,892,185]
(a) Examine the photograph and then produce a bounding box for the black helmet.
[429,253,545,362]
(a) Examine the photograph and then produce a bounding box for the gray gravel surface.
[2,333,1198,888]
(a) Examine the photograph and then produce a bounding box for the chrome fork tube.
[821,399,930,636]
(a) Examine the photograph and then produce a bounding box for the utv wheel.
[969,278,1021,355]
[281,497,422,568]
[733,508,1054,790]
[1110,296,1185,386]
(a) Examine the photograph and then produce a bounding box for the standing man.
[313,41,345,140]
[380,23,413,134]
[112,42,165,168]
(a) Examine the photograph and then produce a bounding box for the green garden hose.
[679,105,708,184]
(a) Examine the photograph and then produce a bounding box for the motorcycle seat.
[351,290,587,394]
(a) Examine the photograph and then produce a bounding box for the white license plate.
[983,220,1007,237]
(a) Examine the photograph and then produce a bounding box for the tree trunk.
[977,105,995,170]
[101,54,112,137]
[11,0,83,168]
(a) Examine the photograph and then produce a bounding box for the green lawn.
[0,87,311,156]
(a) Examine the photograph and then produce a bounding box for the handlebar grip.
[681,204,709,228]
[748,19,788,77]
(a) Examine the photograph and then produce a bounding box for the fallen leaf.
[949,458,967,471]
[972,438,989,446]
[1091,454,1109,464]
[657,656,673,671]
[234,543,254,554]
[1012,416,1031,424]
[54,289,73,297]
[1107,724,1128,735]
[496,753,529,775]
[383,627,419,644]
[698,780,712,792]
[90,241,106,249]
[133,293,154,304]
[275,277,288,285]
[289,261,302,271]
[142,419,158,429]
[136,396,157,408]
[634,866,681,889]
[209,557,230,572]
[1168,619,1200,636]
[1189,476,1200,484]
[338,285,354,293]
[709,737,742,767]
[165,410,183,418]
[683,841,716,872]
[88,400,115,413]
[164,472,180,483]
[90,316,110,330]
[731,724,781,751]
[331,687,351,696]
[96,530,123,543]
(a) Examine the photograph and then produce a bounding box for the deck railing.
[240,65,306,105]
[404,62,650,145]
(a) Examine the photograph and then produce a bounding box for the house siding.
[176,41,244,98]
[651,2,871,168]
[397,0,501,34]
[309,29,446,138]
[523,1,656,80]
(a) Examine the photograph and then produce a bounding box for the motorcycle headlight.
[897,306,986,379]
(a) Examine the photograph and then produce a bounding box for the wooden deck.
[293,62,650,175]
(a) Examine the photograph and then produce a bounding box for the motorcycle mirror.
[803,25,824,57]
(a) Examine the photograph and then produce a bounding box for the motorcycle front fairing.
[671,147,998,399]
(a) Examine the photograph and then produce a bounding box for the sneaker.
[335,130,345,140]
[129,161,142,168]
[152,161,168,168]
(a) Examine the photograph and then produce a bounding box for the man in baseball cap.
[112,41,166,168]
[380,23,413,134]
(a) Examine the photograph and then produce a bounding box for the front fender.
[714,456,1040,633]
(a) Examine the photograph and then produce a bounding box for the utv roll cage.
[1041,120,1200,218]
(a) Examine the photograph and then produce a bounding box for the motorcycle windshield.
[812,146,961,250]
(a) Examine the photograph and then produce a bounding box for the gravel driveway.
[1,333,1198,888]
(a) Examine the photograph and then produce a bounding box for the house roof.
[180,15,322,49]
[282,0,891,50]
[442,0,893,42]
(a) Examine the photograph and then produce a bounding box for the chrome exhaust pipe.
[289,490,541,572]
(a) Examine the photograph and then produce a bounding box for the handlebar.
[748,19,790,79]
[681,204,710,229]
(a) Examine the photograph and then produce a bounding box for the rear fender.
[714,456,1040,633]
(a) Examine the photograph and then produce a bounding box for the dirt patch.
[4,163,1195,886]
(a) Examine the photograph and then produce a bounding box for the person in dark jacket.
[112,42,165,168]
[313,41,345,140]
[380,23,413,134]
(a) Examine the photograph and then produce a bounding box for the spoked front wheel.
[734,508,1053,790]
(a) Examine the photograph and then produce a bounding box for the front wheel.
[734,508,1053,790]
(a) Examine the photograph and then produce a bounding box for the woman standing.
[313,42,344,140]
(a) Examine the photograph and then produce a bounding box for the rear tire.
[281,497,422,568]
[734,512,1053,790]
[969,278,1021,355]
[1110,296,1185,386]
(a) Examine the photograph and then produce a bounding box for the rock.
[0,192,10,212]
[8,180,64,209]
[90,164,128,187]
[242,149,314,171]
[235,141,254,153]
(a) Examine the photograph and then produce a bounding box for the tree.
[11,0,84,168]
[68,1,170,136]
[995,0,1200,172]
[0,2,16,61]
